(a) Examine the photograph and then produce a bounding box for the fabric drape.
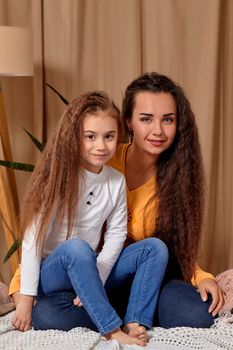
[0,0,232,284]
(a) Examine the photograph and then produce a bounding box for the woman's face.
[128,91,177,158]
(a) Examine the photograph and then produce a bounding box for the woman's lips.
[147,139,165,147]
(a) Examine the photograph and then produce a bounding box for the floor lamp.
[0,26,33,273]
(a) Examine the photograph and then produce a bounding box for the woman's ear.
[126,119,131,131]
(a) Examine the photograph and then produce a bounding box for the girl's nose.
[96,138,105,150]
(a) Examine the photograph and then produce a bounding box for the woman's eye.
[140,117,151,123]
[163,117,174,124]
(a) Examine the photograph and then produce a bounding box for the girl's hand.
[12,295,34,331]
[11,291,21,308]
[197,278,225,317]
[73,296,83,307]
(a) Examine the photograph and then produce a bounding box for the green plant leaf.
[0,160,35,172]
[23,128,44,152]
[46,83,69,105]
[3,239,22,263]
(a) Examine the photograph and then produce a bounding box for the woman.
[107,72,224,328]
[10,72,224,330]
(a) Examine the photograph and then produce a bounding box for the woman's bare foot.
[123,322,148,343]
[105,327,146,346]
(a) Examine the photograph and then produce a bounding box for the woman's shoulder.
[107,143,129,174]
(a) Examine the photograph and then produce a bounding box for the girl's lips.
[92,154,108,157]
[148,139,165,147]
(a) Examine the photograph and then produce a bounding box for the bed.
[1,311,233,350]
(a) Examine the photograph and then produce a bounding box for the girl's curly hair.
[122,72,205,282]
[20,91,122,254]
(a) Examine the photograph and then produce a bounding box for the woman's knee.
[157,279,214,328]
[32,292,76,330]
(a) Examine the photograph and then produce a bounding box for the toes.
[137,326,146,335]
[137,339,146,347]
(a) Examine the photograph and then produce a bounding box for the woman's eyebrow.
[139,112,176,117]
[163,113,176,117]
[139,112,154,117]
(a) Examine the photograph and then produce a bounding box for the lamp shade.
[0,26,33,76]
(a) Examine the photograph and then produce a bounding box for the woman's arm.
[192,264,225,316]
[191,264,215,286]
[9,265,21,297]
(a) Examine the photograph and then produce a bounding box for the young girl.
[12,91,169,346]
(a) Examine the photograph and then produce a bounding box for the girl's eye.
[105,134,115,140]
[86,134,95,140]
[140,117,152,124]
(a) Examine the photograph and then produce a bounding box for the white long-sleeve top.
[20,166,127,296]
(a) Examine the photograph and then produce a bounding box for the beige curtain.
[0,0,232,284]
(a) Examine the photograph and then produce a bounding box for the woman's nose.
[152,122,163,137]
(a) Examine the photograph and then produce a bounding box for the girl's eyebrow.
[83,130,117,133]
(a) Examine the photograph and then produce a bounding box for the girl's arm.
[13,221,41,331]
[20,221,41,296]
[96,174,127,284]
[12,294,34,331]
[12,291,20,307]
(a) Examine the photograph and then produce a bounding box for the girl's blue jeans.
[32,237,168,334]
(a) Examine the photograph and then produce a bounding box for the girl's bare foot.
[123,322,148,343]
[105,327,146,346]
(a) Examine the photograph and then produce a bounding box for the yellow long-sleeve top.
[9,143,214,295]
[107,144,214,287]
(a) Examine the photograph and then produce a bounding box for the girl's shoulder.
[105,165,125,185]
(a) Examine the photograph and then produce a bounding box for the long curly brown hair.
[122,72,205,282]
[20,91,122,254]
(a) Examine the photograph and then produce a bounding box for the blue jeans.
[32,237,168,334]
[156,279,215,328]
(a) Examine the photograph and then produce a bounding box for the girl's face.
[81,111,118,173]
[128,91,177,158]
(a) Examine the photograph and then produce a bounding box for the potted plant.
[1,84,69,262]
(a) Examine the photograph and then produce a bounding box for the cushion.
[0,281,15,316]
[216,269,233,313]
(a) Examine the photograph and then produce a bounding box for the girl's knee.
[61,238,95,260]
[144,238,169,262]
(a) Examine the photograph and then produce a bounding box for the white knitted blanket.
[0,311,233,350]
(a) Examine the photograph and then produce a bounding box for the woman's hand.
[12,294,34,331]
[197,278,225,316]
[73,296,83,307]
